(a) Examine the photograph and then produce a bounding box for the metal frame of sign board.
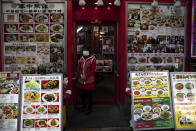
[170,72,196,130]
[0,72,20,131]
[130,71,174,131]
[19,73,63,131]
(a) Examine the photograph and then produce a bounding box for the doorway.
[72,22,117,104]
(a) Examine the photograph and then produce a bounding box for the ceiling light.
[108,2,112,5]
[79,0,86,6]
[39,0,46,4]
[114,0,120,6]
[95,0,104,6]
[13,0,21,4]
[151,0,158,7]
[174,0,181,7]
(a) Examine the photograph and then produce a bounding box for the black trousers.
[80,89,93,111]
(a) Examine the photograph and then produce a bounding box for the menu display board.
[170,72,196,130]
[126,3,186,72]
[0,72,20,131]
[2,3,65,74]
[20,74,63,131]
[130,72,173,130]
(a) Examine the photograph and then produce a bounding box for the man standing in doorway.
[79,45,96,114]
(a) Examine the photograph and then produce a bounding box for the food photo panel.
[41,93,59,103]
[50,14,64,23]
[19,14,33,23]
[35,14,49,23]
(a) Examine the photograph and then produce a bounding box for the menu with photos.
[0,72,20,131]
[130,72,173,130]
[2,3,65,74]
[20,74,63,131]
[170,72,196,130]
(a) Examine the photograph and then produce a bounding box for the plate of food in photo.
[132,80,139,86]
[187,93,195,101]
[153,107,161,114]
[42,93,57,102]
[128,57,137,64]
[51,24,63,32]
[25,80,40,89]
[20,24,33,32]
[133,90,141,96]
[50,33,64,42]
[24,106,34,114]
[160,111,172,119]
[185,83,194,90]
[156,89,164,96]
[141,112,153,121]
[48,105,59,113]
[138,57,146,63]
[145,90,152,96]
[6,24,17,33]
[156,79,162,85]
[175,83,184,90]
[51,14,63,22]
[143,105,151,112]
[24,119,34,128]
[6,34,17,42]
[152,113,159,120]
[36,106,47,114]
[41,80,59,90]
[134,108,143,114]
[144,80,151,85]
[35,14,48,22]
[20,14,33,23]
[138,66,146,71]
[167,57,173,63]
[24,90,40,102]
[150,57,162,64]
[176,93,184,101]
[35,24,48,33]
[161,105,169,111]
[47,119,59,127]
[134,114,141,121]
[36,119,47,127]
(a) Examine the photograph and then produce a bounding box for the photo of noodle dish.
[141,112,153,121]
[24,89,40,102]
[25,80,40,89]
[47,119,59,127]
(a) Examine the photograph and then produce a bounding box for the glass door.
[73,22,117,104]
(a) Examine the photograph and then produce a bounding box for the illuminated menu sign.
[170,72,196,130]
[130,72,173,130]
[20,74,63,131]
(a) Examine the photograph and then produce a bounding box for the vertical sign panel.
[20,74,63,131]
[170,72,196,130]
[130,71,173,130]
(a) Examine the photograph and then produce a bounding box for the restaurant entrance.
[72,22,118,104]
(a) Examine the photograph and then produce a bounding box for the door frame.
[72,21,118,104]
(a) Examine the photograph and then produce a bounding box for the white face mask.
[83,51,89,56]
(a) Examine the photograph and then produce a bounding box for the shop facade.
[0,0,192,105]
